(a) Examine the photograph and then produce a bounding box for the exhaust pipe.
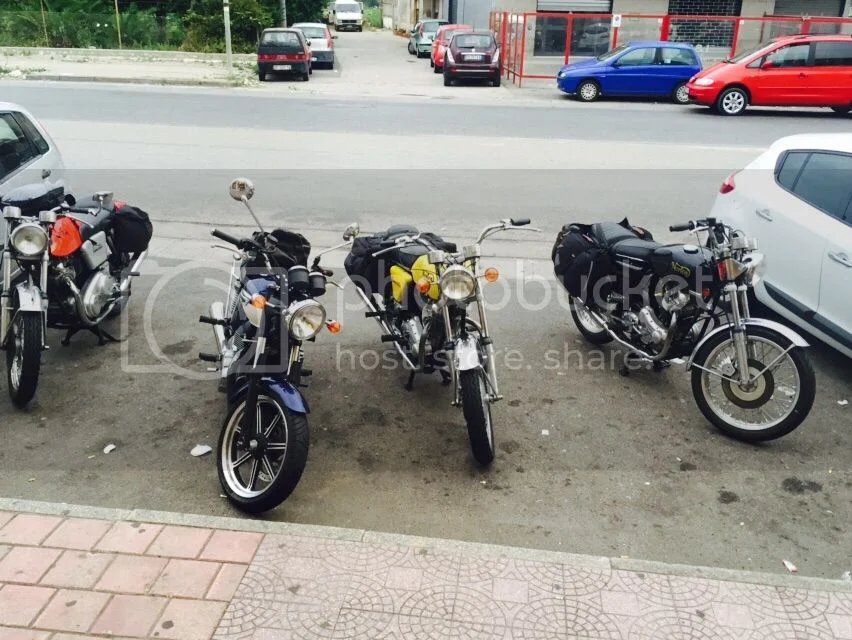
[119,250,147,295]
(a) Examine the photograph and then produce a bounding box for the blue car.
[556,41,702,104]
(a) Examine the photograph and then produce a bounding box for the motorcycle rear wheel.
[460,370,495,466]
[569,296,613,345]
[217,389,309,513]
[690,325,815,442]
[6,310,42,408]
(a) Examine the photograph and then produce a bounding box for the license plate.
[465,54,484,61]
[273,64,291,70]
[311,57,317,61]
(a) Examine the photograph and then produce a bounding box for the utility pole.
[280,0,287,26]
[223,0,234,75]
[39,0,49,46]
[113,0,123,48]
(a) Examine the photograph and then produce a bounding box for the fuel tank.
[650,244,717,293]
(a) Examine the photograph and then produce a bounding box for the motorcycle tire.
[6,310,42,408]
[690,325,815,443]
[569,296,612,345]
[217,387,309,513]
[460,370,495,466]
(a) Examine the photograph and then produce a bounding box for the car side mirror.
[761,59,775,69]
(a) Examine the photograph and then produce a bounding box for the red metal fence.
[488,11,852,87]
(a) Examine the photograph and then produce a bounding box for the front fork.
[727,282,753,386]
[0,250,48,350]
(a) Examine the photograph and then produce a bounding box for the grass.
[364,7,382,29]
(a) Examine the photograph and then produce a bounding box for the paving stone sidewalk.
[0,501,850,640]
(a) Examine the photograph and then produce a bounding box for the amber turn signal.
[416,277,432,293]
[484,267,499,283]
[326,320,341,334]
[250,295,267,309]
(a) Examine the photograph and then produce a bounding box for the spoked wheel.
[6,310,42,408]
[460,369,495,466]
[217,390,309,513]
[672,82,690,105]
[569,296,612,345]
[690,326,815,442]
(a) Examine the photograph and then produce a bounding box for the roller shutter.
[773,0,844,16]
[536,0,611,12]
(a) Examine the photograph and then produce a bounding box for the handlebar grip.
[511,218,530,226]
[669,223,694,232]
[211,228,242,246]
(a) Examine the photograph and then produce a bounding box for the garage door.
[773,0,844,16]
[536,0,611,12]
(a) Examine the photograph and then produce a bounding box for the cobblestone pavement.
[0,502,850,640]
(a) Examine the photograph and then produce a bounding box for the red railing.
[488,11,852,87]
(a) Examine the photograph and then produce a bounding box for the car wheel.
[715,87,748,115]
[430,57,435,67]
[576,79,600,102]
[672,82,689,105]
[433,63,441,74]
[258,71,266,81]
[408,42,415,54]
[443,73,452,87]
[831,106,850,115]
[492,73,501,87]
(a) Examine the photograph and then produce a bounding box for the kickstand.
[404,370,415,391]
[62,325,123,347]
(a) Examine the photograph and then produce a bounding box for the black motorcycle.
[1,183,151,407]
[553,216,815,442]
[199,178,342,514]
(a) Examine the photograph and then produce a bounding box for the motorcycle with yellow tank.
[342,218,540,466]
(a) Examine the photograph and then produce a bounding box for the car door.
[0,111,57,199]
[411,22,421,47]
[654,46,702,95]
[602,46,657,95]
[809,40,852,106]
[749,42,812,105]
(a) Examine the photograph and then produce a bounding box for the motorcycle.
[342,218,540,466]
[1,183,151,407]
[199,178,344,513]
[552,216,815,442]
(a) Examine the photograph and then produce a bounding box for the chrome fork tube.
[39,248,49,347]
[442,301,460,406]
[473,259,499,400]
[727,282,751,385]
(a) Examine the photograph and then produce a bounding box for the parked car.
[257,28,312,81]
[709,133,852,359]
[575,22,611,56]
[331,0,363,31]
[556,41,702,104]
[432,24,473,72]
[0,102,66,207]
[409,19,449,58]
[293,22,336,69]
[443,31,501,87]
[686,34,852,116]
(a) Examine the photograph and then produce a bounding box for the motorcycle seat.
[592,222,639,247]
[611,237,663,261]
[72,200,117,241]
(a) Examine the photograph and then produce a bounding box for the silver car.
[293,22,337,69]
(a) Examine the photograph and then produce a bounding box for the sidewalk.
[0,498,850,639]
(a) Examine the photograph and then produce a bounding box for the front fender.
[228,376,309,414]
[15,283,43,312]
[687,318,809,369]
[454,335,482,371]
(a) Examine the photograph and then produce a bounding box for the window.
[777,150,852,220]
[261,31,301,46]
[297,26,327,39]
[659,47,696,66]
[615,47,655,66]
[13,114,49,155]
[813,41,852,66]
[453,34,492,48]
[765,43,811,67]
[0,113,38,181]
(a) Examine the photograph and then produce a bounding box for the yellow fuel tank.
[389,255,441,304]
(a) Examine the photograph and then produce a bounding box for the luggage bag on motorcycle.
[111,205,153,254]
[344,235,385,295]
[551,222,611,302]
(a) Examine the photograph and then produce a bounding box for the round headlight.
[439,265,476,301]
[10,223,48,257]
[287,300,326,340]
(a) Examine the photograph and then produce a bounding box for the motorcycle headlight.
[287,299,326,340]
[10,223,48,258]
[439,265,476,301]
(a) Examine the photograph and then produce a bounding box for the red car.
[443,31,501,87]
[686,34,852,116]
[432,24,473,73]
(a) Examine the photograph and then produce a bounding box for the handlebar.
[211,228,244,247]
[510,218,530,226]
[669,222,695,232]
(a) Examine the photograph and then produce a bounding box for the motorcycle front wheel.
[217,388,309,513]
[6,310,42,408]
[690,325,815,442]
[460,370,495,466]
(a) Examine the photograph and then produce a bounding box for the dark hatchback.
[443,31,501,87]
[257,28,312,81]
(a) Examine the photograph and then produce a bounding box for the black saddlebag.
[551,222,612,302]
[268,228,310,267]
[110,205,153,254]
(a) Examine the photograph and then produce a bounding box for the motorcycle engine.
[623,307,668,346]
[401,317,423,357]
[81,271,120,320]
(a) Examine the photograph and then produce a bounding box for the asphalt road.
[1,38,850,580]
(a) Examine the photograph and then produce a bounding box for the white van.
[332,1,363,31]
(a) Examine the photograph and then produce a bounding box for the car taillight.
[719,170,740,194]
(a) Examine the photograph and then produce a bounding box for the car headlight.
[10,223,48,258]
[694,78,714,86]
[287,299,326,340]
[439,265,476,301]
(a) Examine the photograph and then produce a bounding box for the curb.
[13,74,245,88]
[2,496,850,593]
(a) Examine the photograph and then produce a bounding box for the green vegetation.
[0,0,329,52]
[364,6,381,28]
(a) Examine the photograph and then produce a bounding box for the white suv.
[710,133,852,359]
[0,102,66,201]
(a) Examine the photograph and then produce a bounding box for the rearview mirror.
[229,177,255,202]
[343,222,360,240]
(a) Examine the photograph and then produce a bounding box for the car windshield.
[335,3,360,11]
[423,21,445,33]
[596,43,629,61]
[297,26,327,38]
[453,34,492,48]
[261,31,301,46]
[726,40,773,63]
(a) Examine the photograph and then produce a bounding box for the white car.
[293,22,336,69]
[0,102,66,201]
[710,133,852,359]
